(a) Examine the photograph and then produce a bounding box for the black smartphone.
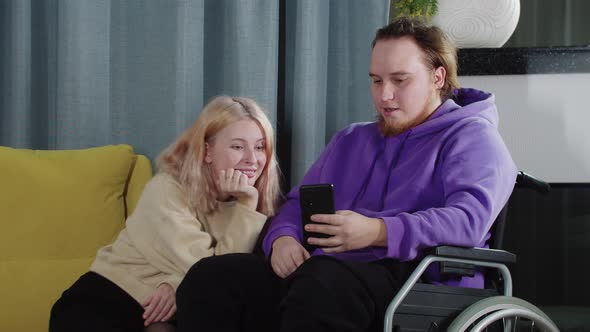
[299,184,335,250]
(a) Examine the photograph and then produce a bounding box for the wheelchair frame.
[383,248,559,331]
[383,172,560,332]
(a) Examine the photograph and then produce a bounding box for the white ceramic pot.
[431,0,520,48]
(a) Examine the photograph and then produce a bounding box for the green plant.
[391,0,439,20]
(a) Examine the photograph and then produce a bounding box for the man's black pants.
[176,253,414,332]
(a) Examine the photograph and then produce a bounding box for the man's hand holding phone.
[299,184,387,253]
[299,184,335,251]
[270,184,387,278]
[305,210,387,253]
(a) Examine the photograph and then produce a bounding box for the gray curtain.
[504,0,590,47]
[283,0,387,183]
[0,0,388,187]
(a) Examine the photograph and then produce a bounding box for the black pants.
[50,272,146,332]
[176,253,414,332]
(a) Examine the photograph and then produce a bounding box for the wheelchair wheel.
[447,296,559,332]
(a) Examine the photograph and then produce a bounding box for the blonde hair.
[157,96,281,216]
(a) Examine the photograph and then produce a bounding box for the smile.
[237,169,257,178]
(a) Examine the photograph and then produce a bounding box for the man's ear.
[204,142,212,163]
[433,66,446,89]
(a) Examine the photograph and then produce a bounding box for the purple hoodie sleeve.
[262,130,347,257]
[377,121,517,261]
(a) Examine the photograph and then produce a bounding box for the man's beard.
[376,99,440,137]
[377,114,413,137]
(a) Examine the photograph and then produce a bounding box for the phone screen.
[299,184,335,251]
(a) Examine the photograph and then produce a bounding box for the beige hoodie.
[90,173,267,304]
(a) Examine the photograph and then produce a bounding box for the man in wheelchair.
[174,17,528,332]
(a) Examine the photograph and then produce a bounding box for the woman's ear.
[204,142,213,163]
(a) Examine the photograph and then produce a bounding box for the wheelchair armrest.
[425,246,517,265]
[384,246,517,330]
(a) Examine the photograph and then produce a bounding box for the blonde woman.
[50,96,281,332]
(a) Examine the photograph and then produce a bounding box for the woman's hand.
[142,283,176,327]
[216,168,259,210]
[270,236,310,278]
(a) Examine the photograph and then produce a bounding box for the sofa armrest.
[125,154,153,217]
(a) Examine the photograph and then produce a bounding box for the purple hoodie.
[263,88,517,288]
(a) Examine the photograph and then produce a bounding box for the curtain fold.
[284,0,331,185]
[0,0,388,185]
[1,0,33,146]
[285,0,388,184]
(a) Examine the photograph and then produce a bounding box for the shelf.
[458,46,590,76]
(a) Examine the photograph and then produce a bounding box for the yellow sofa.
[0,144,153,332]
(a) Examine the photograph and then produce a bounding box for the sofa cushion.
[0,144,136,332]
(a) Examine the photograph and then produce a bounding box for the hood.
[409,88,498,138]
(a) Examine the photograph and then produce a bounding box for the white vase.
[431,0,520,48]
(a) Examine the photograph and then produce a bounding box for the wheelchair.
[385,171,560,332]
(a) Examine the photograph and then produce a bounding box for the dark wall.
[504,185,590,307]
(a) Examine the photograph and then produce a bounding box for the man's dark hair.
[372,17,459,100]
